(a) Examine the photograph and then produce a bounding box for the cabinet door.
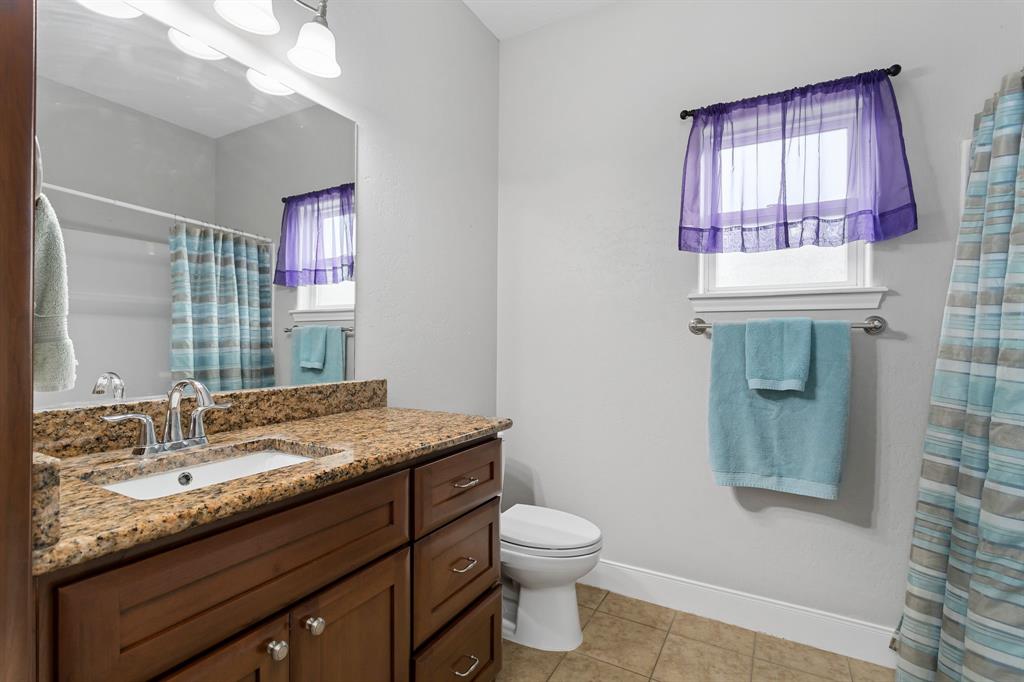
[159,615,289,682]
[290,548,410,682]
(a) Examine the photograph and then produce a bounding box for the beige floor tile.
[579,604,596,629]
[496,640,565,682]
[848,659,894,682]
[549,652,649,682]
[577,611,668,675]
[755,634,851,681]
[670,611,756,655]
[598,592,676,630]
[752,659,837,681]
[652,634,753,682]
[577,582,609,609]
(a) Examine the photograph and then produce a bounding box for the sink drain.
[178,472,193,486]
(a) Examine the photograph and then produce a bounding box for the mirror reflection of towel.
[34,194,77,392]
[292,326,345,385]
[297,325,327,370]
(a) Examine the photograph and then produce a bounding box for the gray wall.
[215,106,357,385]
[496,0,1024,628]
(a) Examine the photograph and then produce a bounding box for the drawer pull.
[452,476,480,490]
[266,640,289,662]
[451,557,478,574]
[452,654,481,678]
[304,616,327,636]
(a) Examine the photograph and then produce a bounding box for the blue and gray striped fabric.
[170,223,274,390]
[896,72,1024,681]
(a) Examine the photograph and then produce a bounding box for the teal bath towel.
[745,318,812,391]
[297,325,328,370]
[292,326,345,385]
[709,321,850,500]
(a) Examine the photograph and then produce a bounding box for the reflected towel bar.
[688,316,886,336]
[284,324,354,335]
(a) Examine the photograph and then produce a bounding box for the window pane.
[714,244,849,290]
[311,281,355,308]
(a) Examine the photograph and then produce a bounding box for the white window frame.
[295,284,355,314]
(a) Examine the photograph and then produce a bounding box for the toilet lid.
[501,504,602,550]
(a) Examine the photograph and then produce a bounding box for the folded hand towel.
[745,317,812,391]
[297,325,328,370]
[33,194,77,392]
[292,326,346,385]
[709,321,850,500]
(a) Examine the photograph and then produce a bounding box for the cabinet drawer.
[158,615,289,682]
[413,586,502,682]
[413,439,501,538]
[58,471,409,682]
[413,499,500,646]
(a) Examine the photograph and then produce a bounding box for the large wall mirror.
[34,1,357,409]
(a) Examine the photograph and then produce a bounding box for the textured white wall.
[497,0,1024,627]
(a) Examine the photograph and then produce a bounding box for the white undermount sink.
[101,450,311,500]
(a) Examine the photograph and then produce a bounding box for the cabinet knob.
[304,615,327,636]
[266,639,289,662]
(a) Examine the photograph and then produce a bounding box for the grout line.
[649,622,672,682]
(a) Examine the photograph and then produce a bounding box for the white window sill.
[289,306,355,323]
[688,286,887,313]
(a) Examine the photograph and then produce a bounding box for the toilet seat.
[501,504,602,558]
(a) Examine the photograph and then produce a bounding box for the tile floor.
[496,584,895,681]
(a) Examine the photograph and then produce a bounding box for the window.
[297,281,354,311]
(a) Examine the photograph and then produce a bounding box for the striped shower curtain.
[170,223,274,390]
[896,72,1024,681]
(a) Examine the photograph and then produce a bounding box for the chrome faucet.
[91,371,125,401]
[101,378,231,457]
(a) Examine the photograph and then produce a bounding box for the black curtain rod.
[678,64,902,120]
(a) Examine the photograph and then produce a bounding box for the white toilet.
[500,503,602,651]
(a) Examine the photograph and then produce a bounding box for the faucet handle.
[188,402,232,441]
[102,413,158,455]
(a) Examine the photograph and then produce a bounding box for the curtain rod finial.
[887,64,902,77]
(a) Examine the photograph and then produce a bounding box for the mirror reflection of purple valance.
[678,70,917,254]
[274,183,355,286]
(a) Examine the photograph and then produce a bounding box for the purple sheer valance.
[678,70,917,254]
[274,183,355,286]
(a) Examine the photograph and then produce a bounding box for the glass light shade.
[245,68,295,97]
[213,0,280,36]
[74,0,142,19]
[167,28,227,61]
[287,19,341,78]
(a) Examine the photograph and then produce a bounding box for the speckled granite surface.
[32,453,60,550]
[33,407,512,575]
[34,380,387,458]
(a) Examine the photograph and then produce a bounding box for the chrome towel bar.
[284,324,354,335]
[688,315,886,336]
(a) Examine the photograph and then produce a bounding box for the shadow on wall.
[734,333,879,529]
[502,452,541,511]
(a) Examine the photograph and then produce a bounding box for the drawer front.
[413,439,501,538]
[158,615,289,682]
[413,499,500,647]
[58,471,409,682]
[414,587,502,682]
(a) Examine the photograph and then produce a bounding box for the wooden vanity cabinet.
[39,437,504,682]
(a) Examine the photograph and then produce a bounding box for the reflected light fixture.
[167,28,227,61]
[245,68,295,96]
[74,0,142,19]
[287,0,342,78]
[213,0,280,36]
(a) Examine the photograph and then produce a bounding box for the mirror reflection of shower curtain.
[169,223,274,390]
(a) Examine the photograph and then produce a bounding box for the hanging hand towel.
[33,194,77,392]
[709,321,850,500]
[292,326,345,385]
[297,325,328,370]
[745,318,812,391]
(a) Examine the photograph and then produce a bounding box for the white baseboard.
[582,558,897,668]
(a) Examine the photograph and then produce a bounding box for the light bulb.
[245,68,295,97]
[167,28,227,61]
[213,0,280,36]
[74,0,142,19]
[287,18,341,78]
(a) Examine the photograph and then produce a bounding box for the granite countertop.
[34,407,512,576]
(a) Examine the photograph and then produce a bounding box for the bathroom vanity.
[31,383,510,682]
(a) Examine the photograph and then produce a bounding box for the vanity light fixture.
[287,0,342,78]
[167,28,228,61]
[245,68,296,96]
[74,0,142,19]
[213,0,281,36]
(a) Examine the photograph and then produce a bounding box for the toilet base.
[502,578,583,651]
